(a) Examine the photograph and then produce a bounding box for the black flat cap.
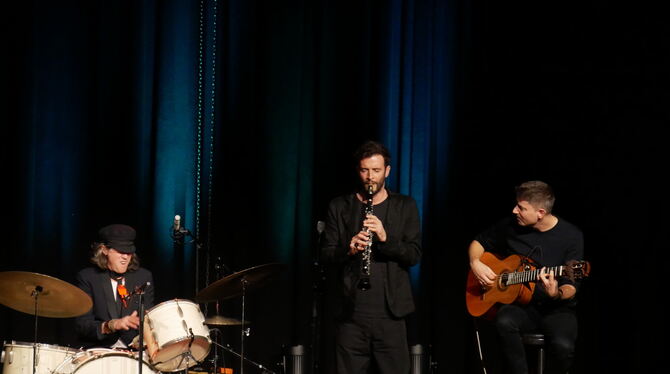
[98,224,136,253]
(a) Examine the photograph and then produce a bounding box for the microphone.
[133,282,151,295]
[316,221,325,234]
[173,215,181,233]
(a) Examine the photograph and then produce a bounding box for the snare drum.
[2,341,79,374]
[143,299,211,372]
[53,348,157,374]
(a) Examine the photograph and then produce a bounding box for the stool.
[522,333,545,374]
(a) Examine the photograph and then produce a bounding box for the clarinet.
[358,184,374,291]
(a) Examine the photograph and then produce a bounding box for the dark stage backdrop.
[1,1,665,374]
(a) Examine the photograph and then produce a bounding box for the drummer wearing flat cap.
[74,224,155,349]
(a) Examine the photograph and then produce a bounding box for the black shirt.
[353,198,391,317]
[475,215,584,306]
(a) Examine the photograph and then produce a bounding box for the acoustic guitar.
[465,252,590,317]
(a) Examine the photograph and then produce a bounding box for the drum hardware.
[203,269,249,374]
[52,348,157,374]
[2,341,79,374]
[0,271,93,374]
[211,341,277,374]
[205,294,249,327]
[194,264,285,302]
[175,327,197,371]
[205,328,224,374]
[240,278,248,374]
[204,314,248,326]
[0,271,93,317]
[195,263,285,374]
[143,299,211,372]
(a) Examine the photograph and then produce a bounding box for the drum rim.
[79,347,125,355]
[146,298,199,313]
[2,340,79,352]
[69,352,156,373]
[54,348,126,370]
[152,335,212,369]
[80,351,150,361]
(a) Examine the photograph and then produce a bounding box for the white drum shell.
[2,341,79,374]
[143,299,210,372]
[53,349,157,374]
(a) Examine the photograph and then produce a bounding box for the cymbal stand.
[240,277,248,374]
[31,285,42,374]
[208,328,222,374]
[211,301,225,374]
[207,259,226,374]
[212,341,276,374]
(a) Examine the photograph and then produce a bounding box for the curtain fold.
[3,0,455,363]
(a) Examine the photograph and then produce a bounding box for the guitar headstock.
[565,260,591,281]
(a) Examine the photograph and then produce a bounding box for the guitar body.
[466,252,536,317]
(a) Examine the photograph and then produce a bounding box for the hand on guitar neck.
[538,267,576,300]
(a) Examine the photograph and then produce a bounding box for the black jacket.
[75,266,154,348]
[321,191,421,319]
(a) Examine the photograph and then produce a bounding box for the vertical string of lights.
[195,0,218,304]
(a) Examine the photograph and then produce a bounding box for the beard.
[361,179,385,196]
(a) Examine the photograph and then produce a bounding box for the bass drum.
[2,341,79,374]
[53,348,158,374]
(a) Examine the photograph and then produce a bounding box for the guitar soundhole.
[498,273,508,290]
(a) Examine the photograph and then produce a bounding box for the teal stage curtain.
[3,1,664,373]
[2,1,455,370]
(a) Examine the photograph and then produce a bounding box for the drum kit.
[0,263,285,374]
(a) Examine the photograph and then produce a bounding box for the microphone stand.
[311,221,325,373]
[170,215,194,295]
[136,286,147,374]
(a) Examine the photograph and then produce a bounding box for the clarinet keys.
[357,184,374,291]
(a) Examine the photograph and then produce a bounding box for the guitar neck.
[502,265,565,286]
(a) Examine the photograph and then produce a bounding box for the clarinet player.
[321,140,422,374]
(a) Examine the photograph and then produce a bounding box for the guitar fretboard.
[502,266,564,286]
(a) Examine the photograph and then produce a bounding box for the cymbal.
[204,314,250,326]
[195,263,285,302]
[0,271,93,318]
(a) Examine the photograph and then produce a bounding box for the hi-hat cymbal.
[195,263,285,302]
[205,314,250,326]
[0,271,93,318]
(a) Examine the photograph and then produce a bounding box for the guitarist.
[468,181,584,374]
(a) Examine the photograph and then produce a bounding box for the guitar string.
[503,265,566,285]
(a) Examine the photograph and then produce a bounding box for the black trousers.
[495,304,578,374]
[335,315,409,374]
